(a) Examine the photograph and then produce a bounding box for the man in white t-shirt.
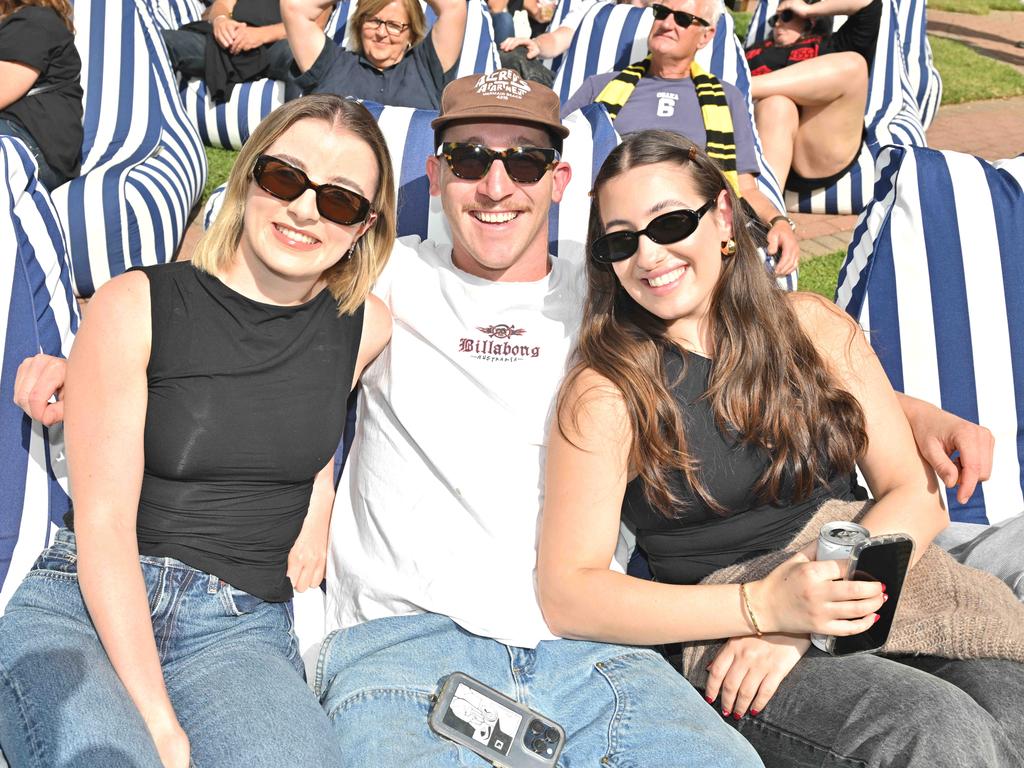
[317,69,764,765]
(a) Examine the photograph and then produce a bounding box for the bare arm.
[738,173,800,275]
[499,24,575,59]
[791,293,948,561]
[778,0,873,19]
[537,369,883,645]
[0,61,40,110]
[426,0,468,73]
[64,272,189,767]
[281,0,332,73]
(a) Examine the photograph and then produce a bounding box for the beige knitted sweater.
[680,499,1024,690]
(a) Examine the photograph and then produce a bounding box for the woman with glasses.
[746,0,881,193]
[283,0,466,109]
[536,129,1024,767]
[0,95,395,768]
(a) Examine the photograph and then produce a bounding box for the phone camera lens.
[531,737,547,752]
[529,719,546,735]
[544,726,559,743]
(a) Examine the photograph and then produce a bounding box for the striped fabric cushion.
[167,0,501,150]
[49,0,207,298]
[205,100,622,259]
[745,0,926,215]
[836,145,1024,525]
[0,138,78,614]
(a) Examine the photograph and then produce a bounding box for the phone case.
[428,672,565,767]
[823,532,915,656]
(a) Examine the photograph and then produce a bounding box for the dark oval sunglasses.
[768,9,807,26]
[252,154,372,226]
[590,200,717,263]
[650,3,711,29]
[437,142,560,185]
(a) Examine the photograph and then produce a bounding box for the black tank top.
[622,347,854,585]
[67,262,364,601]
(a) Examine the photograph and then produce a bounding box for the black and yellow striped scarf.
[594,56,740,195]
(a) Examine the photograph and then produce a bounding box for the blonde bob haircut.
[350,0,427,53]
[191,95,396,316]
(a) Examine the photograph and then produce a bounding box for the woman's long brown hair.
[1,0,74,32]
[561,130,867,517]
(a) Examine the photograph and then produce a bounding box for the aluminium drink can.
[810,521,870,651]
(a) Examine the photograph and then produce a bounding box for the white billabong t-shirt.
[326,236,625,648]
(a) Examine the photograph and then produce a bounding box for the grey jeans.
[726,650,1024,767]
[934,513,1024,600]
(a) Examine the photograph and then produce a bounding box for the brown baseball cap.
[431,69,570,140]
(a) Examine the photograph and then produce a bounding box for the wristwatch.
[769,214,797,232]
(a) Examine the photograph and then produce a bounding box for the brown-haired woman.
[282,0,466,110]
[0,95,394,768]
[537,130,1024,767]
[0,0,82,189]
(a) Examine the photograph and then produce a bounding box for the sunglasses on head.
[252,155,372,226]
[590,200,717,263]
[437,142,560,185]
[650,3,711,29]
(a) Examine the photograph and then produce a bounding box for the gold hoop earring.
[720,238,736,257]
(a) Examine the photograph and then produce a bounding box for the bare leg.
[753,94,799,189]
[750,52,869,179]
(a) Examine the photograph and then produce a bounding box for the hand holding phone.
[826,533,914,656]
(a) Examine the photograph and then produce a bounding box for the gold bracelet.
[740,583,763,637]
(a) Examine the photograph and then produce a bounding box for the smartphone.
[429,672,565,767]
[826,533,915,656]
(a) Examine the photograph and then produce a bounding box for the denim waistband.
[51,527,223,583]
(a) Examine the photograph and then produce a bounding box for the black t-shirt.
[621,348,855,585]
[0,6,83,183]
[66,263,365,601]
[745,0,881,76]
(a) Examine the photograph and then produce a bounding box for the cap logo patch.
[474,70,531,101]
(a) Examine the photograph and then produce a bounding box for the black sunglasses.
[650,3,711,29]
[768,9,810,27]
[591,200,717,263]
[437,142,560,185]
[252,155,372,226]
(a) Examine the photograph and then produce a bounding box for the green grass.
[928,0,1021,14]
[799,250,846,300]
[929,34,1024,104]
[730,9,752,41]
[202,146,240,207]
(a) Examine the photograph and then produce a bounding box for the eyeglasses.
[650,3,711,29]
[364,16,410,35]
[436,143,560,185]
[590,200,717,263]
[252,155,372,226]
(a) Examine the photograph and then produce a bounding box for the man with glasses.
[282,0,467,109]
[561,0,801,277]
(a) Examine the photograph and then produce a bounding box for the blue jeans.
[0,529,341,767]
[315,612,762,766]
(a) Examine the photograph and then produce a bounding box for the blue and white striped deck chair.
[170,0,501,150]
[0,138,78,616]
[836,145,1024,525]
[205,99,623,259]
[543,0,601,73]
[48,0,207,298]
[894,0,941,130]
[553,4,795,289]
[745,0,925,215]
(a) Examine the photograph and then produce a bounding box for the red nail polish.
[705,696,714,704]
[722,709,730,717]
[883,594,889,602]
[732,712,742,721]
[873,613,880,623]
[750,709,760,717]
[880,583,887,593]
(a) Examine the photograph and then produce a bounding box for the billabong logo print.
[474,70,531,100]
[460,322,540,361]
[477,324,526,339]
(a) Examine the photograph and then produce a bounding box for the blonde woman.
[0,95,394,768]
